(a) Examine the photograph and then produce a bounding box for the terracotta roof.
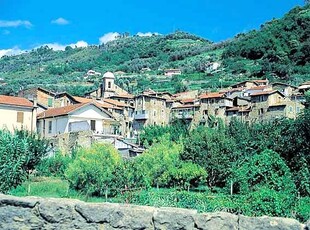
[73,96,92,103]
[37,103,86,119]
[0,95,33,108]
[199,92,225,99]
[181,98,195,104]
[103,99,127,107]
[230,79,268,88]
[251,90,282,97]
[248,86,269,90]
[38,103,115,119]
[93,101,117,110]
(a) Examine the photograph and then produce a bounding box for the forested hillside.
[0,5,309,96]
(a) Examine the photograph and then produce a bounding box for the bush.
[231,149,296,196]
[295,197,310,222]
[65,143,121,197]
[0,129,48,193]
[135,136,207,189]
[36,152,72,178]
[238,187,296,217]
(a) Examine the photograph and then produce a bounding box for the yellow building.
[0,95,36,132]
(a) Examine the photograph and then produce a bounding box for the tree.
[135,136,206,189]
[0,129,48,193]
[181,127,237,188]
[65,143,121,197]
[231,149,296,195]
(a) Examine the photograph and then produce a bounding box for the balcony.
[173,111,194,120]
[134,110,149,120]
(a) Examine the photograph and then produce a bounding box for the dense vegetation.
[1,5,309,95]
[0,129,48,193]
[6,93,310,222]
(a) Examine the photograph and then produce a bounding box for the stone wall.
[0,194,308,230]
[49,130,93,154]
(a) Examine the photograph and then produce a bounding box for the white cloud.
[99,32,120,44]
[0,20,32,29]
[0,47,24,58]
[0,40,88,58]
[42,40,88,51]
[51,17,70,25]
[136,32,159,37]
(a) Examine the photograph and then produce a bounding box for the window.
[48,98,53,107]
[43,120,46,134]
[297,107,300,113]
[90,120,96,131]
[153,111,156,116]
[108,82,111,89]
[17,112,24,123]
[289,106,293,112]
[48,121,52,134]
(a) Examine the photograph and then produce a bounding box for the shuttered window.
[17,112,24,123]
[48,121,52,134]
[90,120,96,131]
[48,98,53,107]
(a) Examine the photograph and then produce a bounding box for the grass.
[9,177,106,202]
[7,176,310,222]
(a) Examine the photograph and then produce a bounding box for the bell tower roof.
[103,72,115,79]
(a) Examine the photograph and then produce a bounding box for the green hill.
[0,5,309,96]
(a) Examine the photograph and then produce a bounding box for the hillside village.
[0,3,309,224]
[0,70,309,156]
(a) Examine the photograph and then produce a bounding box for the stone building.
[19,87,78,109]
[133,94,169,131]
[199,92,233,122]
[248,90,299,122]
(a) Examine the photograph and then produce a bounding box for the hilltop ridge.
[0,5,309,96]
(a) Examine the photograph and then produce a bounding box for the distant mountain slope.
[0,5,309,96]
[222,5,310,82]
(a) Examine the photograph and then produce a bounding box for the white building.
[37,103,117,138]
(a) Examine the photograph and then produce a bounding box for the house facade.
[37,103,117,138]
[0,95,36,132]
[133,94,169,131]
[19,87,77,109]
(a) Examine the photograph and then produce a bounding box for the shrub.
[238,187,296,217]
[231,149,296,196]
[295,197,310,222]
[135,136,207,189]
[36,152,72,178]
[0,129,48,193]
[65,143,121,197]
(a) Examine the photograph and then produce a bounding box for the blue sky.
[0,0,305,56]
